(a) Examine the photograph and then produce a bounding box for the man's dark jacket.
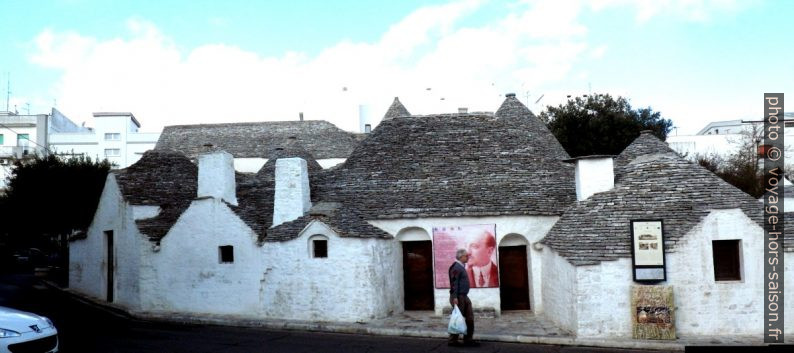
[449,261,470,297]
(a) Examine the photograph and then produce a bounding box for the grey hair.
[455,249,468,260]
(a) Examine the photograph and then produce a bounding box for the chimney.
[359,104,373,133]
[458,107,468,114]
[272,157,312,227]
[565,155,615,201]
[198,150,238,206]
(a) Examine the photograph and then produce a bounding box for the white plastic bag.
[448,305,467,335]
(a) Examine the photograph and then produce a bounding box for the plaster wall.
[259,221,401,321]
[572,209,793,338]
[369,215,558,316]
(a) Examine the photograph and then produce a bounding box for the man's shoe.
[448,340,463,347]
[463,340,481,347]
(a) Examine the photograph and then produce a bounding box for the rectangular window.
[104,148,121,157]
[313,239,327,258]
[17,134,29,147]
[104,133,121,141]
[219,245,234,263]
[712,240,741,281]
[0,134,4,144]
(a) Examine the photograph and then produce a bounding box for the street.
[0,273,672,353]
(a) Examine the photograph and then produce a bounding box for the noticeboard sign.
[630,220,667,282]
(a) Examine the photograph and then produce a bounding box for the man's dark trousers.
[449,296,474,342]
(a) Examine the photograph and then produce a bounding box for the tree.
[690,124,765,198]
[0,154,111,278]
[539,93,673,157]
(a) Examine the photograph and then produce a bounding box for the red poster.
[433,224,498,288]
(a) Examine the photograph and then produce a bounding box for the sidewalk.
[44,280,768,351]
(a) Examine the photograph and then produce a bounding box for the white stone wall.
[369,215,558,316]
[539,246,578,333]
[259,221,401,322]
[139,198,264,315]
[317,158,346,169]
[572,208,794,338]
[197,151,237,206]
[232,158,346,173]
[233,158,268,173]
[68,174,144,309]
[573,157,614,201]
[574,258,633,337]
[272,158,311,227]
[128,199,399,322]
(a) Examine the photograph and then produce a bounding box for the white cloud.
[27,0,755,133]
[588,0,754,22]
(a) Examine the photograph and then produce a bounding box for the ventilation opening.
[313,239,328,258]
[712,240,740,281]
[219,245,234,264]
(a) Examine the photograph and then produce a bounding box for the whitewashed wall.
[233,158,268,173]
[539,246,578,333]
[572,208,794,338]
[369,215,558,316]
[69,174,145,309]
[139,198,264,316]
[259,221,401,321]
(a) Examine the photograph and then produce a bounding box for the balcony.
[0,146,35,158]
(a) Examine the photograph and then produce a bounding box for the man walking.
[448,248,479,347]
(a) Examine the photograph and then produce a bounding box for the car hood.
[0,306,52,333]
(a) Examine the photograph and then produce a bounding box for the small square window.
[364,124,372,133]
[712,240,741,281]
[313,240,327,258]
[219,245,234,263]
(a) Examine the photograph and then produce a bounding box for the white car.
[0,306,58,353]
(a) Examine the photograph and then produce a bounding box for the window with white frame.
[104,133,121,141]
[309,234,329,258]
[104,148,121,157]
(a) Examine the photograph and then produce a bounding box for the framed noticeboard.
[630,220,666,282]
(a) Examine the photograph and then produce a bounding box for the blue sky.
[1,0,792,134]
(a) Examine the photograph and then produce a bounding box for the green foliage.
[539,94,673,157]
[0,154,111,249]
[691,124,766,198]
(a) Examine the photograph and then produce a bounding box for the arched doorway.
[397,227,434,310]
[498,234,530,310]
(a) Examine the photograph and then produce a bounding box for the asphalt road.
[0,272,674,353]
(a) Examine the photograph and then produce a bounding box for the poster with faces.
[432,224,498,288]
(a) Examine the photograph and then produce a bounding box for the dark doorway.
[402,241,434,310]
[105,230,114,303]
[499,245,530,310]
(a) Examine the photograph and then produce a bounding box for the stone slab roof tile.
[540,132,779,266]
[310,99,576,218]
[382,97,411,120]
[113,150,198,242]
[155,120,362,160]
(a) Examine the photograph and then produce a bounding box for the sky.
[0,0,792,134]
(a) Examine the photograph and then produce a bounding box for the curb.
[41,280,762,351]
